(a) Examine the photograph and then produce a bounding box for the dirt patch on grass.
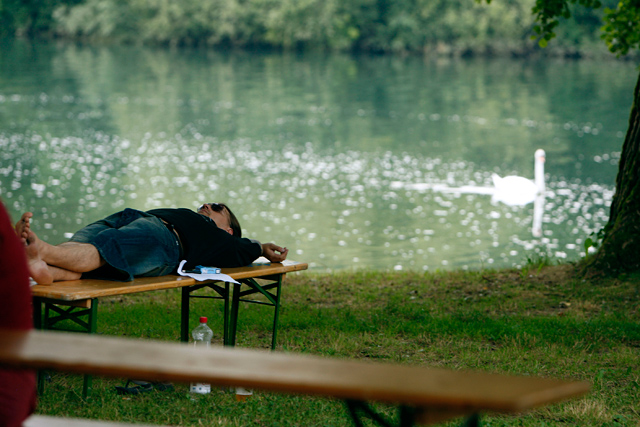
[527,263,579,284]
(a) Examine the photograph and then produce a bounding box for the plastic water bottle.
[189,316,213,394]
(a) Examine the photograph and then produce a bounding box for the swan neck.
[535,159,545,191]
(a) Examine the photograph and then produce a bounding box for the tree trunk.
[581,70,640,276]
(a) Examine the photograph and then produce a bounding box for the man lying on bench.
[16,203,288,285]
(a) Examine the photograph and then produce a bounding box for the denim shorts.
[69,208,181,281]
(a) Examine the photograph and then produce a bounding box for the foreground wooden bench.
[25,415,169,427]
[30,261,307,396]
[0,329,589,427]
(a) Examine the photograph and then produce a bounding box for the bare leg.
[22,245,81,284]
[48,265,82,281]
[39,241,105,273]
[16,212,105,283]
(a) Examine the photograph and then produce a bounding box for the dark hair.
[223,204,242,238]
[208,202,242,237]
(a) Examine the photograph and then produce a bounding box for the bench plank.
[30,261,308,301]
[0,329,589,415]
[24,415,168,427]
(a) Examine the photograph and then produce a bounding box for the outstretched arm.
[261,243,288,263]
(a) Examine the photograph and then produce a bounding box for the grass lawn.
[35,262,640,426]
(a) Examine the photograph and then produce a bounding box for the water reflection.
[0,40,632,271]
[533,193,545,238]
[0,132,616,271]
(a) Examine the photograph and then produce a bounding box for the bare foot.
[15,212,45,254]
[15,212,33,242]
[24,242,53,285]
[16,212,53,285]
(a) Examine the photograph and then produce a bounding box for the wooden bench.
[30,261,307,396]
[0,329,589,427]
[25,415,169,427]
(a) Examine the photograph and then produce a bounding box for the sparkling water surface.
[0,40,635,271]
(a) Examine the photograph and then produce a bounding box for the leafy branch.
[481,0,640,55]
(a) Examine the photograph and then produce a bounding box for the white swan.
[491,149,546,206]
[391,148,546,205]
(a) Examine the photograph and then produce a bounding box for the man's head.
[197,203,242,237]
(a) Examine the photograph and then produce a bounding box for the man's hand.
[261,243,288,262]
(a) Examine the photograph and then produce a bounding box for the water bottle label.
[190,382,211,394]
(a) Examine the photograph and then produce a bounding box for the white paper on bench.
[177,260,239,284]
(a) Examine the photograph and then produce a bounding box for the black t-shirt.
[147,208,261,269]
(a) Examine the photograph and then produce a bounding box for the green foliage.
[489,0,640,56]
[584,227,606,256]
[0,0,80,37]
[52,0,137,41]
[3,0,637,57]
[1,0,614,56]
[601,1,640,55]
[529,0,603,46]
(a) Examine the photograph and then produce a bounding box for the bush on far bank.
[1,0,624,59]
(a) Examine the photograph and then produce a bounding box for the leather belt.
[161,219,184,259]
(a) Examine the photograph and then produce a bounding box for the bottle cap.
[199,316,207,323]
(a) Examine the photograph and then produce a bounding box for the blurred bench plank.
[0,329,589,426]
[24,415,169,427]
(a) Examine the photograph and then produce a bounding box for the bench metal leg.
[346,400,415,427]
[33,297,98,398]
[461,413,480,427]
[33,298,45,395]
[229,282,241,347]
[180,287,190,342]
[270,275,283,349]
[345,401,480,427]
[33,298,42,329]
[83,299,98,398]
[180,282,230,344]
[221,282,230,346]
[227,275,283,350]
[183,274,284,350]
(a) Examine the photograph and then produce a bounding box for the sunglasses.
[200,203,227,212]
[209,203,226,212]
